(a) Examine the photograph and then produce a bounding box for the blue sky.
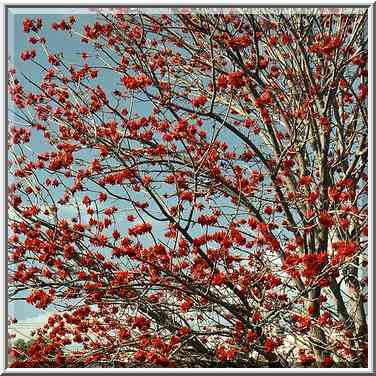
[8,8,111,323]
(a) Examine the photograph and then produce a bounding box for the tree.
[8,7,368,368]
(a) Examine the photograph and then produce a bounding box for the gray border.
[3,3,374,375]
[3,4,373,7]
[4,4,9,373]
[371,3,375,375]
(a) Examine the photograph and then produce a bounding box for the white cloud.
[9,311,54,341]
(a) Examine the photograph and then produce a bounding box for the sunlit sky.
[8,8,117,325]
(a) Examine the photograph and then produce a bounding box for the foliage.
[8,8,368,368]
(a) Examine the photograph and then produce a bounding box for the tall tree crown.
[8,8,368,368]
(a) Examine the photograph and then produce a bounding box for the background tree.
[8,7,368,368]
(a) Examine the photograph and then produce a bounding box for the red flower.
[104,206,117,216]
[227,71,244,88]
[217,74,228,88]
[319,116,331,131]
[269,35,278,46]
[212,272,226,286]
[48,54,60,66]
[281,34,292,45]
[264,205,273,215]
[318,311,332,326]
[339,218,350,229]
[216,346,237,361]
[89,69,98,79]
[331,241,358,264]
[90,233,108,247]
[307,191,319,204]
[28,36,39,44]
[191,95,207,107]
[328,186,340,202]
[98,192,107,202]
[298,349,316,366]
[228,34,252,48]
[358,83,368,100]
[180,299,193,312]
[246,329,257,342]
[128,222,152,236]
[118,328,130,340]
[258,56,269,69]
[91,159,102,173]
[197,214,217,226]
[263,337,279,352]
[26,289,53,309]
[321,355,334,367]
[351,54,367,66]
[121,74,151,90]
[133,315,150,330]
[20,49,36,61]
[255,90,272,107]
[252,311,262,322]
[23,18,33,33]
[319,211,334,228]
[22,205,40,218]
[248,217,258,229]
[179,191,193,202]
[82,195,91,207]
[300,175,312,186]
[178,326,191,336]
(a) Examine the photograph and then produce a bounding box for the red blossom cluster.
[331,241,359,265]
[263,337,282,353]
[180,299,193,312]
[216,345,238,361]
[26,289,53,309]
[20,49,36,61]
[282,251,328,281]
[197,214,218,226]
[23,17,43,33]
[191,95,207,107]
[292,314,311,332]
[51,17,76,31]
[223,33,252,48]
[47,151,74,171]
[298,349,316,366]
[217,70,246,89]
[130,315,151,330]
[121,74,152,90]
[318,211,335,228]
[310,35,342,56]
[128,222,152,237]
[99,168,135,185]
[9,127,31,144]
